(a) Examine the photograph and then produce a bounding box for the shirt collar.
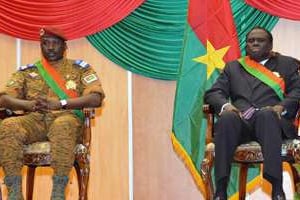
[260,58,269,65]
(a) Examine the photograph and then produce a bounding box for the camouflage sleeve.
[1,71,25,98]
[81,66,105,98]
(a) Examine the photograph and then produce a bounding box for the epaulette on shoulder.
[17,64,36,71]
[74,60,90,69]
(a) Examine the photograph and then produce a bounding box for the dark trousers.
[214,109,283,184]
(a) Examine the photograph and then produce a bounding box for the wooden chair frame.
[0,108,95,200]
[200,104,300,200]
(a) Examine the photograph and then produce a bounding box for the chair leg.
[200,149,215,200]
[0,181,2,200]
[26,166,36,200]
[75,152,90,200]
[238,163,249,200]
[289,162,300,195]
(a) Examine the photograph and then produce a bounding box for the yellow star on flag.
[193,40,230,79]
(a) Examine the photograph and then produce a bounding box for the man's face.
[40,36,66,62]
[246,29,272,61]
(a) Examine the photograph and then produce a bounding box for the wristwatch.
[60,99,68,109]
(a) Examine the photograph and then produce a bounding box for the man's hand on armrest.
[220,103,242,117]
[272,105,285,118]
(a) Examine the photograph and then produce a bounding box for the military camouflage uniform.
[0,58,104,176]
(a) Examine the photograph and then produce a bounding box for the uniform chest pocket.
[25,75,48,96]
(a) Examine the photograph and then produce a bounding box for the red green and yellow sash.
[238,56,285,100]
[35,59,84,120]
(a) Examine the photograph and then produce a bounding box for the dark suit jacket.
[205,55,300,138]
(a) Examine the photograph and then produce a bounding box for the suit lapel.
[240,66,256,97]
[264,57,276,71]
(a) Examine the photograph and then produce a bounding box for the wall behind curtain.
[272,19,300,58]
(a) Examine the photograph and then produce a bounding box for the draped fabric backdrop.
[87,0,187,80]
[246,0,300,20]
[0,0,145,40]
[1,0,300,199]
[0,0,298,79]
[87,0,279,80]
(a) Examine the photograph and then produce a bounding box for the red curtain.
[0,0,145,40]
[246,0,300,20]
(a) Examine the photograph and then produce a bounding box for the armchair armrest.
[82,108,95,150]
[0,108,19,119]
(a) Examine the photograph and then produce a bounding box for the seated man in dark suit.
[204,26,300,200]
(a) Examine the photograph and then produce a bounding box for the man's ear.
[64,42,68,50]
[268,44,273,53]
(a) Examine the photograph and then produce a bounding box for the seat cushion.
[23,141,88,166]
[206,139,300,163]
[24,142,50,154]
[23,142,87,154]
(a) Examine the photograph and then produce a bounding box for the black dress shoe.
[272,193,286,200]
[213,196,226,200]
[214,177,228,200]
[213,194,227,200]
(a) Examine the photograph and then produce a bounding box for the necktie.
[242,106,257,120]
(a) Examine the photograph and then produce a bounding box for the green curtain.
[86,0,278,81]
[87,0,188,80]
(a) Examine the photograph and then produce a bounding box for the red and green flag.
[171,0,258,198]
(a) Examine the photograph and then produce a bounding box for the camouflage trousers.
[0,112,82,176]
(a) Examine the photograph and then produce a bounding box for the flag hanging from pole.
[171,0,248,198]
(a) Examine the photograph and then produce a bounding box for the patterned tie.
[242,106,257,120]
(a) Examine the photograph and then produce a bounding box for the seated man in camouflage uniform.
[0,27,105,200]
